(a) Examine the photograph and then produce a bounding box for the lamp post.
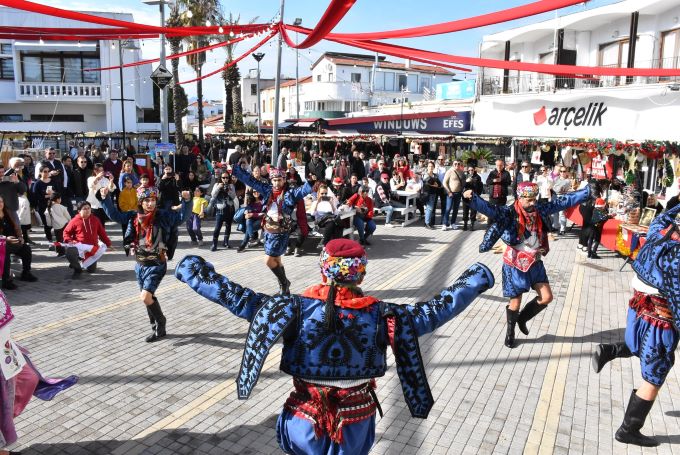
[116,39,140,151]
[272,0,286,166]
[293,17,302,120]
[143,0,172,144]
[253,52,265,136]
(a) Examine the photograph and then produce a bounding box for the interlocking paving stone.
[4,215,680,454]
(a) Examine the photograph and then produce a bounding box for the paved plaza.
[5,218,680,455]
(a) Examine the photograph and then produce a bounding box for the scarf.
[302,284,378,309]
[135,210,156,249]
[514,200,548,253]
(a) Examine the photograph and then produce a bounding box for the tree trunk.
[197,66,204,149]
[170,39,184,150]
[229,65,243,131]
[223,74,233,132]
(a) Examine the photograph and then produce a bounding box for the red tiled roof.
[280,76,313,88]
[323,57,453,75]
[204,114,223,125]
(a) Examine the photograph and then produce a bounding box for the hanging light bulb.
[111,42,116,49]
[218,26,224,33]
[229,30,235,37]
[185,10,193,18]
[205,20,211,27]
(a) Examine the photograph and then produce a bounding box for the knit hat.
[137,186,159,203]
[332,177,343,185]
[319,239,367,284]
[517,182,539,199]
[595,198,606,207]
[0,290,13,330]
[269,167,286,179]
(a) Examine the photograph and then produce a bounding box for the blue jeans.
[378,205,394,224]
[213,206,235,243]
[241,218,261,247]
[442,192,462,227]
[424,193,437,226]
[353,216,376,241]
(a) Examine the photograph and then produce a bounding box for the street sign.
[150,65,173,90]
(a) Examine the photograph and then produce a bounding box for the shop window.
[0,43,13,80]
[351,73,361,83]
[0,114,22,122]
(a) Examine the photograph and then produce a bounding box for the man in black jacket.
[485,160,512,208]
[35,147,67,194]
[306,151,326,183]
[71,156,92,204]
[349,148,366,180]
[462,165,484,231]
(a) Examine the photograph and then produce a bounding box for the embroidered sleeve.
[537,187,590,216]
[469,193,502,220]
[284,180,313,210]
[648,204,680,241]
[407,263,495,337]
[233,166,272,200]
[175,255,269,322]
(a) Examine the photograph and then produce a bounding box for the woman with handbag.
[210,172,239,251]
[422,161,442,229]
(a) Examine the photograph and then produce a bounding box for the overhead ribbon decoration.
[289,0,356,49]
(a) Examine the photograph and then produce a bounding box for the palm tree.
[165,4,187,150]
[221,13,258,133]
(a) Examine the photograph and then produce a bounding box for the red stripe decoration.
[177,31,277,85]
[291,0,356,49]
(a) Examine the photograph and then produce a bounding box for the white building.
[238,68,276,126]
[183,99,223,132]
[473,0,680,141]
[254,52,455,125]
[0,9,158,136]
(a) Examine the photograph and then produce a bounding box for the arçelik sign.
[533,102,608,131]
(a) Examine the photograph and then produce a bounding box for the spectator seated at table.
[310,184,343,248]
[345,186,375,246]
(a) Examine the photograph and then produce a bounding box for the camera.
[321,196,330,202]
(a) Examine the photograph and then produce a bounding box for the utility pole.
[293,17,302,120]
[271,0,285,166]
[253,52,265,137]
[118,40,126,150]
[143,0,172,144]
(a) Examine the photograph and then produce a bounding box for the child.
[583,197,610,259]
[118,177,138,240]
[187,187,208,246]
[17,188,33,245]
[44,192,72,256]
[237,191,264,252]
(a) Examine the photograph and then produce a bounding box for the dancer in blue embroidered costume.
[592,204,680,447]
[98,186,192,342]
[175,238,495,454]
[464,181,593,348]
[232,161,311,294]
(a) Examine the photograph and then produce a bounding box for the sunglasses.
[319,192,328,196]
[522,165,530,168]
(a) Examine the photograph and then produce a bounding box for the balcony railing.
[480,58,680,96]
[17,82,101,100]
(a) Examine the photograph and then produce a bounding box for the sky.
[23,0,621,100]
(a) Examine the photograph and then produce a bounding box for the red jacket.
[63,214,112,247]
[346,193,374,220]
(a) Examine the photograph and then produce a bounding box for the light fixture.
[218,26,224,33]
[111,42,116,49]
[39,37,44,45]
[185,10,193,18]
[229,30,235,37]
[205,20,211,27]
[612,30,619,38]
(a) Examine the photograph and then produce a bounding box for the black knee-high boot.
[592,342,633,373]
[517,297,546,335]
[211,234,219,252]
[145,297,167,343]
[615,390,659,447]
[271,265,291,295]
[505,306,518,348]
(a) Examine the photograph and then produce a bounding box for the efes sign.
[533,102,608,131]
[326,111,471,134]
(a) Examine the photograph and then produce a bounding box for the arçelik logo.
[533,106,547,125]
[532,102,607,131]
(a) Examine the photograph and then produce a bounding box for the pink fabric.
[12,360,38,418]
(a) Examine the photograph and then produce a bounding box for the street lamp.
[143,0,173,145]
[117,39,140,151]
[293,17,302,120]
[253,52,265,136]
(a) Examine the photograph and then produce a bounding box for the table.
[394,190,419,227]
[564,206,621,252]
[306,204,356,240]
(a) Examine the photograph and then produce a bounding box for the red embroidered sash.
[502,246,538,273]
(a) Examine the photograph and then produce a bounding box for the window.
[263,99,266,113]
[344,101,351,111]
[384,72,395,91]
[351,73,361,83]
[317,74,321,81]
[19,50,101,84]
[30,114,84,122]
[282,97,285,112]
[328,73,333,82]
[397,74,407,90]
[420,76,432,92]
[661,29,680,70]
[598,39,637,85]
[250,83,257,95]
[0,114,22,122]
[0,44,13,80]
[318,101,326,110]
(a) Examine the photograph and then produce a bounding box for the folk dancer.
[592,204,680,447]
[232,162,311,294]
[464,181,594,348]
[99,186,191,342]
[175,238,494,454]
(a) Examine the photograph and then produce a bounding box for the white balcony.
[17,82,102,101]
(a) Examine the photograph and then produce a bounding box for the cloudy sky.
[20,0,619,100]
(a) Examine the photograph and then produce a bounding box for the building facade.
[183,99,223,133]
[0,9,157,135]
[473,0,680,141]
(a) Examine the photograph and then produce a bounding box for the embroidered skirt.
[276,378,377,454]
[625,291,679,386]
[263,231,289,257]
[135,262,168,293]
[501,261,549,298]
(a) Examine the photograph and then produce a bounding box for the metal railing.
[17,81,102,99]
[480,57,680,95]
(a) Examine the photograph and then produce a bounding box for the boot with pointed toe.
[517,297,546,335]
[592,342,632,373]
